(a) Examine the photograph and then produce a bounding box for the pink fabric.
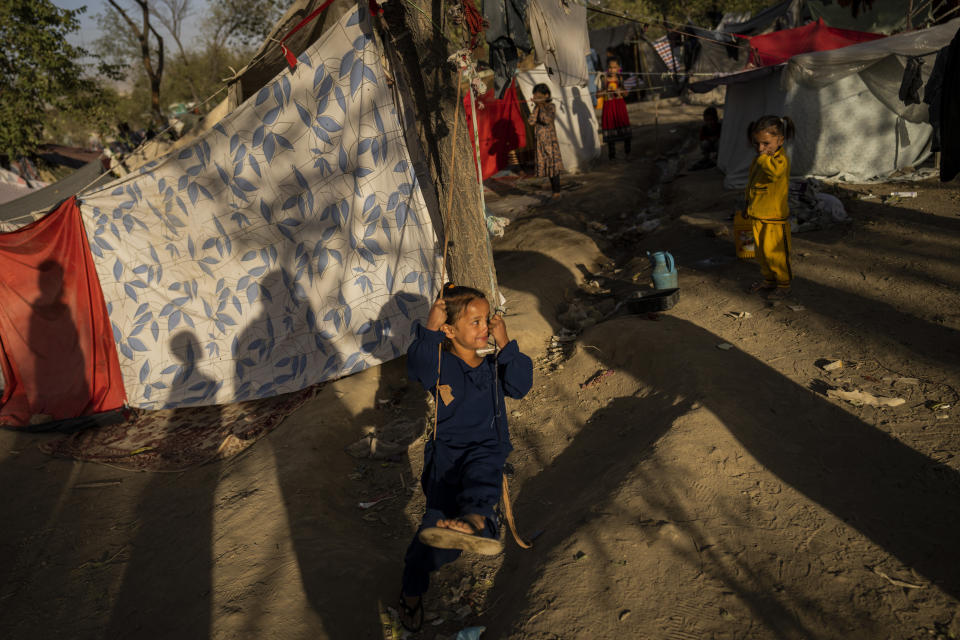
[748,18,884,67]
[0,196,126,428]
[463,81,527,180]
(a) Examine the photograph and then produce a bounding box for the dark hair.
[747,114,795,145]
[531,83,551,98]
[703,106,718,119]
[607,57,621,67]
[439,284,487,349]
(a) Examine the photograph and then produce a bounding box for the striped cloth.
[653,36,677,72]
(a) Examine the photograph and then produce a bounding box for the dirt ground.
[1,100,959,640]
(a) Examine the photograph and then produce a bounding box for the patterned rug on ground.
[39,386,316,471]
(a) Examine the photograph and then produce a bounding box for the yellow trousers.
[752,219,792,288]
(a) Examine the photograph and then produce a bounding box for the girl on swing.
[398,284,533,632]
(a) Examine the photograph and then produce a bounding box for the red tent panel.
[463,81,527,181]
[748,18,885,67]
[0,196,126,428]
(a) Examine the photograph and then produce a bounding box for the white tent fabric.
[78,9,440,409]
[716,21,960,189]
[717,67,933,188]
[528,0,590,87]
[786,18,960,88]
[516,65,601,173]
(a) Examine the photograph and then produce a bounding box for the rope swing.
[430,63,530,550]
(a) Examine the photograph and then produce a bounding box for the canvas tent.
[747,18,884,66]
[516,65,601,173]
[0,160,112,230]
[682,0,809,105]
[698,19,960,188]
[0,7,442,423]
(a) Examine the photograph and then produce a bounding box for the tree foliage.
[589,0,773,30]
[204,0,285,50]
[0,0,113,158]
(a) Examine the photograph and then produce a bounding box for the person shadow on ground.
[267,289,431,639]
[104,330,222,640]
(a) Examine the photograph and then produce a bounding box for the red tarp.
[463,81,527,181]
[748,18,885,67]
[0,196,126,428]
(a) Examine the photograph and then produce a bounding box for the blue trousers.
[401,440,506,596]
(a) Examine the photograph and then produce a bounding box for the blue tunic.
[401,322,533,596]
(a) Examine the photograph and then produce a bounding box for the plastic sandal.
[419,521,503,556]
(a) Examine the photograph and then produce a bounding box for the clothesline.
[7,0,700,232]
[584,4,756,52]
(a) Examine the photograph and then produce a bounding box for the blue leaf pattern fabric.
[78,10,440,409]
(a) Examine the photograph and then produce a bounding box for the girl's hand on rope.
[489,313,509,348]
[426,299,447,331]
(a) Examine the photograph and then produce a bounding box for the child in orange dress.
[600,58,632,160]
[743,115,795,299]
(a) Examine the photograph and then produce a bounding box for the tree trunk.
[380,1,500,304]
[108,0,167,125]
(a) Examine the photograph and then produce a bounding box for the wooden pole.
[654,94,660,156]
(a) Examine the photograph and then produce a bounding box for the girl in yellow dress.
[744,115,795,299]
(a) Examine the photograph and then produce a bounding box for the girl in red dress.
[600,58,632,160]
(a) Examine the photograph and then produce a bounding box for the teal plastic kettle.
[649,251,678,289]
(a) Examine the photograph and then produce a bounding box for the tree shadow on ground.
[668,214,960,374]
[483,250,960,639]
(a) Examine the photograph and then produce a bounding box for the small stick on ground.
[871,566,926,589]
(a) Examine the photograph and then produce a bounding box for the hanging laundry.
[462,0,487,49]
[0,197,126,428]
[77,9,440,409]
[488,38,521,98]
[485,0,532,97]
[463,81,527,180]
[898,56,924,106]
[528,0,590,87]
[653,36,678,73]
[485,0,531,48]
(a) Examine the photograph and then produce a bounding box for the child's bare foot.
[436,513,485,534]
